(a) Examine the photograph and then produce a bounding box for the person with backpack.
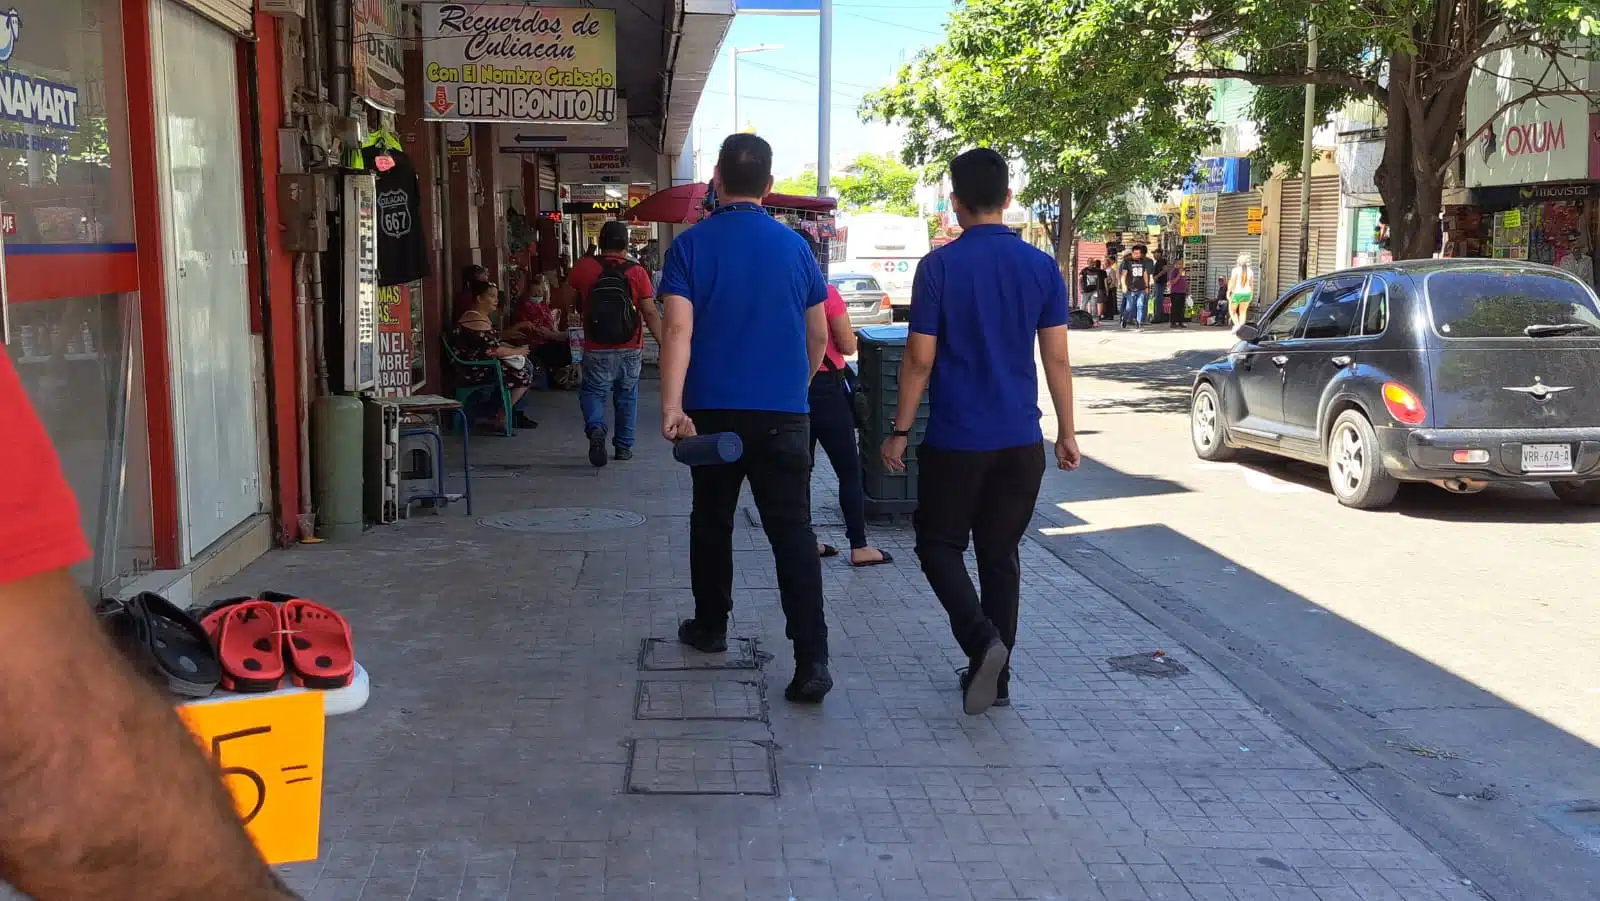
[569,220,663,466]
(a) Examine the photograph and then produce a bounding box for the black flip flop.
[818,544,840,558]
[115,592,221,698]
[850,551,895,568]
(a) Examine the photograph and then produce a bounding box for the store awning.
[626,184,839,224]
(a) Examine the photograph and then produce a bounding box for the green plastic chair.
[442,339,514,437]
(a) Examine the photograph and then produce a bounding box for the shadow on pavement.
[1073,348,1220,415]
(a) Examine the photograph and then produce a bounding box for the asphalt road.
[1028,323,1600,901]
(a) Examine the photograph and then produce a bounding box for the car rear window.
[1426,269,1600,338]
[831,277,881,293]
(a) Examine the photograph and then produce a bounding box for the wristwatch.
[891,428,910,438]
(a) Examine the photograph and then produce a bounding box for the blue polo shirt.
[909,224,1069,451]
[659,203,827,413]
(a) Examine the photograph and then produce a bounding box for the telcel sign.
[1465,38,1591,188]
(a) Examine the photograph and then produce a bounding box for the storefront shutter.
[174,0,253,36]
[1205,191,1263,307]
[1274,176,1341,299]
[538,155,559,214]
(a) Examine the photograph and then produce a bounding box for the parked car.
[830,273,894,326]
[1189,259,1600,509]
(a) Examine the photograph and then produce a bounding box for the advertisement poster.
[353,0,405,111]
[422,4,618,124]
[1197,193,1219,236]
[558,151,630,184]
[344,176,378,392]
[374,284,413,397]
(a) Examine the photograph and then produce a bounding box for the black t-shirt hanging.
[363,146,429,287]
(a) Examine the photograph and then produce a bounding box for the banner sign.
[353,0,405,111]
[1197,192,1219,236]
[374,284,413,396]
[422,4,618,124]
[563,200,625,214]
[558,151,630,183]
[495,98,628,152]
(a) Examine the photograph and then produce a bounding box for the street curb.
[1027,524,1597,901]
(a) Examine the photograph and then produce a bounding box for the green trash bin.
[854,325,928,516]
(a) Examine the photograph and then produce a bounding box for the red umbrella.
[625,185,840,224]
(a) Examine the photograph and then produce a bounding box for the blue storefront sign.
[1184,157,1251,194]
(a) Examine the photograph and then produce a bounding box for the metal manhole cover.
[479,507,645,533]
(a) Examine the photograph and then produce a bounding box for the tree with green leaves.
[998,0,1600,260]
[862,10,1216,280]
[774,153,922,217]
[773,169,818,197]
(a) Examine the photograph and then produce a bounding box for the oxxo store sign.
[1465,40,1594,188]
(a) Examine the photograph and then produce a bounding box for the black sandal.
[818,544,840,558]
[850,550,895,568]
[98,593,220,698]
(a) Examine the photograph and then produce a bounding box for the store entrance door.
[151,0,261,559]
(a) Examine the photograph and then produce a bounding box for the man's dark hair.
[717,133,774,198]
[949,148,1009,214]
[598,220,630,252]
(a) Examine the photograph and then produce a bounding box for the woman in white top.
[1227,252,1255,329]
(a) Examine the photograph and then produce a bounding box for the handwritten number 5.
[211,726,271,825]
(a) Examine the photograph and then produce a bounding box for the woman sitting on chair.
[505,273,574,385]
[451,279,538,430]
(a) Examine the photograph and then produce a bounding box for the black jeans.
[687,409,829,663]
[1169,292,1188,326]
[914,442,1047,660]
[808,372,868,549]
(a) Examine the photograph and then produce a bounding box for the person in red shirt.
[0,353,296,900]
[569,220,663,466]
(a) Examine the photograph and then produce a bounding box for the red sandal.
[261,591,356,689]
[200,598,287,693]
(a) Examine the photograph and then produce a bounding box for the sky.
[686,1,957,182]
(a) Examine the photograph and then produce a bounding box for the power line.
[735,59,868,103]
[741,58,878,93]
[836,9,946,35]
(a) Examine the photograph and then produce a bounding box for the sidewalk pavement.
[225,384,1485,901]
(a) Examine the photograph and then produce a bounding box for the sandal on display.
[260,591,356,689]
[200,599,287,693]
[101,593,221,699]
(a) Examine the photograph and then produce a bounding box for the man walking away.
[1150,248,1169,324]
[1078,259,1105,315]
[658,133,835,704]
[570,220,663,466]
[880,148,1082,716]
[1119,244,1151,328]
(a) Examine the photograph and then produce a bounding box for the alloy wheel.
[1192,391,1218,450]
[1331,424,1365,496]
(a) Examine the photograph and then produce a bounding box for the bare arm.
[805,303,828,381]
[660,293,693,414]
[893,332,937,432]
[638,295,664,346]
[0,570,291,900]
[827,312,857,358]
[1038,324,1076,438]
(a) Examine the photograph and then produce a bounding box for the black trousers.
[808,372,868,549]
[914,442,1047,660]
[687,409,829,663]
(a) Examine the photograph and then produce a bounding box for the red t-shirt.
[0,353,89,583]
[569,253,654,351]
[822,285,848,372]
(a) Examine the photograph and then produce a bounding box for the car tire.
[1190,383,1237,461]
[1326,410,1399,509]
[1550,480,1600,505]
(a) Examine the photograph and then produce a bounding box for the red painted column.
[122,0,181,568]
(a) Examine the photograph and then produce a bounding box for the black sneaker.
[514,412,539,429]
[614,447,633,461]
[960,639,1010,715]
[587,428,609,468]
[677,618,727,653]
[785,661,834,704]
[959,666,1010,707]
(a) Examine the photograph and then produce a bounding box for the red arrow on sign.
[429,87,454,117]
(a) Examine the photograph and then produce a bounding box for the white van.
[829,212,931,319]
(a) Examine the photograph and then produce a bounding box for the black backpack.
[584,259,640,345]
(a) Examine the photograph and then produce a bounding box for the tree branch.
[1170,67,1388,105]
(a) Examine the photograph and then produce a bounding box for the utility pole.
[729,44,783,136]
[817,0,833,196]
[1297,21,1318,282]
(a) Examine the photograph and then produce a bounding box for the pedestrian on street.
[569,220,663,466]
[658,133,836,704]
[0,351,300,900]
[812,282,892,567]
[1228,251,1256,330]
[1150,248,1170,324]
[1168,258,1190,328]
[880,147,1082,716]
[1078,259,1106,315]
[1119,244,1152,328]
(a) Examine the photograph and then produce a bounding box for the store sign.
[421,4,618,124]
[353,0,404,111]
[344,175,379,392]
[627,184,650,208]
[562,199,623,214]
[567,183,607,202]
[494,98,628,151]
[1247,205,1264,235]
[1178,197,1199,238]
[1466,38,1590,188]
[1196,192,1219,236]
[374,284,413,396]
[559,151,629,184]
[1184,157,1250,194]
[178,692,325,865]
[0,13,79,154]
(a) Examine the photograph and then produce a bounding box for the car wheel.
[1327,410,1399,509]
[1190,383,1237,461]
[1550,480,1600,506]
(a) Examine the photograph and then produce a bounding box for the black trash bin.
[854,325,928,517]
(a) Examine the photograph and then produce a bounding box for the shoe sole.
[588,433,608,467]
[963,641,1010,715]
[785,675,834,704]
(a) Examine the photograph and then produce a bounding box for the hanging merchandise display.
[352,130,430,287]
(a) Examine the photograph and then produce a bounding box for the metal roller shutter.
[538,155,559,213]
[1206,191,1263,307]
[1274,176,1340,298]
[176,0,252,37]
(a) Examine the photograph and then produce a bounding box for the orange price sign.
[177,691,326,864]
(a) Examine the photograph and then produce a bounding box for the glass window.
[1361,276,1389,336]
[830,276,881,293]
[1258,286,1314,342]
[1301,277,1365,340]
[1426,269,1600,338]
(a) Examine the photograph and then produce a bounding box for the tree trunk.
[1055,185,1075,285]
[1375,54,1450,260]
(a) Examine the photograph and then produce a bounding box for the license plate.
[850,302,876,311]
[1521,443,1573,473]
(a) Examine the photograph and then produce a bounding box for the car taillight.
[1381,382,1427,425]
[881,294,892,309]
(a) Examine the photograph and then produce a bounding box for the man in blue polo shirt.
[657,133,835,704]
[881,147,1081,716]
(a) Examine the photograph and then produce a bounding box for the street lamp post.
[729,44,783,135]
